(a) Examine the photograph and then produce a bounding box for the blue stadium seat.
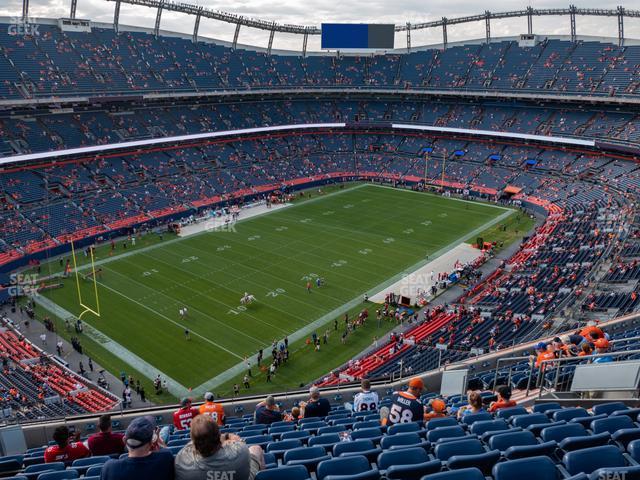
[553,407,589,422]
[496,407,528,420]
[283,446,330,473]
[562,445,627,476]
[255,465,310,480]
[377,447,441,480]
[469,419,509,436]
[460,412,492,426]
[426,426,465,443]
[350,427,383,443]
[591,415,635,435]
[511,413,550,429]
[380,432,429,451]
[36,471,79,480]
[266,439,303,459]
[70,456,110,475]
[493,455,559,480]
[333,439,382,464]
[532,403,561,414]
[626,439,640,462]
[425,418,457,430]
[309,433,341,451]
[353,420,380,430]
[434,438,484,461]
[388,422,422,435]
[488,431,537,451]
[84,465,104,477]
[281,431,311,443]
[593,402,629,416]
[421,467,484,480]
[244,434,273,449]
[316,455,378,480]
[448,449,500,475]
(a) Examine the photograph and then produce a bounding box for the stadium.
[0,0,640,478]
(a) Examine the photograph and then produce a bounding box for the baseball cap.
[535,342,547,351]
[408,377,424,390]
[595,338,610,349]
[180,397,192,407]
[204,392,215,402]
[125,416,155,449]
[431,398,446,413]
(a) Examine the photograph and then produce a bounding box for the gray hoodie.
[174,441,260,480]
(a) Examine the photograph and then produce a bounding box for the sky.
[0,0,639,51]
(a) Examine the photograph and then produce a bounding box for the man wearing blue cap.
[101,416,174,480]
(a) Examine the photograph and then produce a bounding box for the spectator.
[254,395,282,425]
[199,392,225,426]
[174,414,264,480]
[592,338,613,363]
[101,416,174,480]
[382,377,425,426]
[457,391,485,419]
[44,425,90,463]
[301,386,331,418]
[488,385,516,413]
[284,406,301,422]
[87,414,125,456]
[424,398,448,421]
[174,397,200,431]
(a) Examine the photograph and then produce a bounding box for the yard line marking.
[190,207,516,395]
[95,280,244,361]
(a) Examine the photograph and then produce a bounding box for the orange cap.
[408,377,425,390]
[431,399,446,413]
[594,338,610,349]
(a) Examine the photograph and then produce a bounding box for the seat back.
[266,439,302,453]
[420,467,484,480]
[489,431,537,451]
[255,465,310,480]
[493,455,558,480]
[36,471,79,480]
[425,417,457,430]
[380,432,422,450]
[333,439,375,457]
[470,419,508,436]
[434,438,484,461]
[541,423,586,443]
[461,412,492,425]
[388,422,420,435]
[593,402,629,416]
[316,455,371,480]
[427,425,465,443]
[351,427,382,441]
[532,403,561,413]
[591,416,635,435]
[309,433,341,448]
[283,446,327,463]
[377,446,429,470]
[563,445,626,475]
[511,413,549,429]
[553,407,588,422]
[496,407,528,419]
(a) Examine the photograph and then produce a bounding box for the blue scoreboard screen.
[321,23,395,49]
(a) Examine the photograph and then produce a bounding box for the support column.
[70,0,77,19]
[232,23,241,50]
[267,27,275,55]
[442,17,448,50]
[527,6,533,35]
[22,0,29,20]
[193,8,202,43]
[114,0,121,34]
[302,29,308,57]
[406,23,411,52]
[485,11,491,44]
[618,6,625,47]
[570,5,576,43]
[154,2,164,38]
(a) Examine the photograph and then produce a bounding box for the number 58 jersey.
[385,391,424,425]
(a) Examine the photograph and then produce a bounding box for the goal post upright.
[70,240,101,319]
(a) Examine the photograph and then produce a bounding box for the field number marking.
[421,220,432,226]
[383,237,395,244]
[247,235,261,241]
[403,228,414,234]
[266,288,286,297]
[217,245,231,252]
[182,256,199,263]
[301,273,319,281]
[343,204,354,209]
[359,248,373,255]
[275,226,288,232]
[322,211,335,216]
[331,260,348,268]
[142,269,159,277]
[300,218,313,224]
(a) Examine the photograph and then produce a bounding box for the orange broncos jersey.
[199,402,225,425]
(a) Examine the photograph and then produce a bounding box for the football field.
[40,183,514,396]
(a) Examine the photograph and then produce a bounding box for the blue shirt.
[593,355,613,364]
[101,448,174,480]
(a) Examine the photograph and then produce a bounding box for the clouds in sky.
[0,0,638,51]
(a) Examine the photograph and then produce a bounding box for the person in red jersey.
[488,385,517,413]
[44,426,90,463]
[173,397,200,431]
[88,414,125,456]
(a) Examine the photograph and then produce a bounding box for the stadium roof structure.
[75,1,640,53]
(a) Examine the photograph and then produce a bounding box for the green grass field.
[38,183,517,398]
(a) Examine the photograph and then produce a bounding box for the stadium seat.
[84,466,104,477]
[333,439,382,464]
[460,412,492,425]
[380,432,429,451]
[593,402,629,416]
[448,449,500,475]
[492,455,559,480]
[350,427,383,443]
[388,422,422,435]
[266,439,303,459]
[532,403,562,414]
[511,413,550,429]
[488,431,538,451]
[70,456,110,475]
[281,431,311,443]
[496,407,528,420]
[420,467,484,480]
[255,465,310,480]
[377,447,441,479]
[553,407,589,422]
[426,426,465,443]
[244,435,273,449]
[434,438,485,461]
[316,455,378,480]
[309,433,342,451]
[591,415,636,435]
[283,446,330,473]
[562,445,627,475]
[469,419,509,436]
[425,418,457,430]
[36,471,79,480]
